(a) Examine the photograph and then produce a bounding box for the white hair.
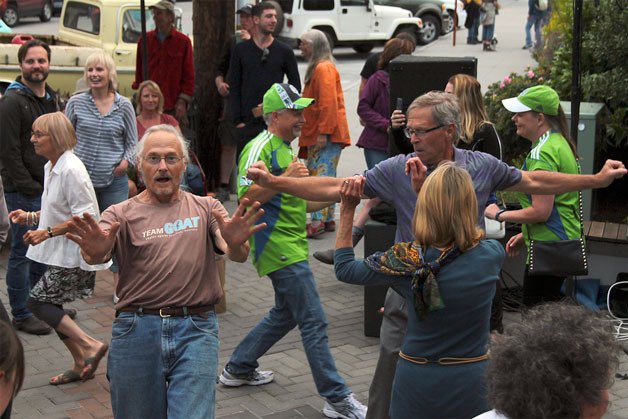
[135,124,191,164]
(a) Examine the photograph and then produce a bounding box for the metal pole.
[570,0,583,144]
[140,0,148,81]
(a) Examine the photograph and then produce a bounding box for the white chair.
[606,281,628,342]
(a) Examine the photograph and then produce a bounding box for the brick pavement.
[3,211,628,418]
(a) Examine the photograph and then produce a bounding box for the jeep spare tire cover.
[269,1,285,36]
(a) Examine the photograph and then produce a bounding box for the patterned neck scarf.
[364,241,462,320]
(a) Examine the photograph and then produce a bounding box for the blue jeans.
[108,311,219,419]
[226,261,350,400]
[468,17,480,41]
[482,24,495,42]
[4,192,47,320]
[525,14,543,47]
[364,148,389,170]
[94,173,128,212]
[94,174,128,272]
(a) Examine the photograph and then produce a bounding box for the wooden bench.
[583,221,628,259]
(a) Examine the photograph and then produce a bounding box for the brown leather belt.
[117,305,215,318]
[399,350,489,365]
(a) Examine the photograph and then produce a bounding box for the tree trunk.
[192,0,234,191]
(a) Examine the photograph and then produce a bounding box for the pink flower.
[503,76,512,85]
[499,82,506,89]
[527,70,535,78]
[538,76,544,82]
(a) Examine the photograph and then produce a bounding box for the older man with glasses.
[244,90,626,419]
[228,1,300,160]
[67,125,266,418]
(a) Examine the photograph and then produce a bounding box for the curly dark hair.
[486,303,619,419]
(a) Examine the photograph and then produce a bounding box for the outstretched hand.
[596,159,627,187]
[339,176,364,211]
[213,198,267,248]
[66,212,120,263]
[246,161,274,187]
[405,156,428,194]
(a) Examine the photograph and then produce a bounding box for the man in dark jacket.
[213,3,255,202]
[0,39,60,335]
[228,1,301,159]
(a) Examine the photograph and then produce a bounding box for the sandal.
[50,370,82,386]
[81,343,109,380]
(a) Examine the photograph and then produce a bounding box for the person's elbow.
[333,249,359,284]
[528,204,553,223]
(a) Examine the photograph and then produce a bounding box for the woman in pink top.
[130,81,181,196]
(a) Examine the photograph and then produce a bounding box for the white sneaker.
[323,394,367,419]
[219,368,274,387]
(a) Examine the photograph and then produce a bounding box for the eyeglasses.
[143,154,184,165]
[31,131,49,139]
[403,124,446,139]
[261,48,270,63]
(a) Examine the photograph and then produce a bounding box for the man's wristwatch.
[47,226,54,238]
[495,209,507,222]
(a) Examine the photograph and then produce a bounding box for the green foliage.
[483,68,549,165]
[536,0,628,148]
[486,1,628,153]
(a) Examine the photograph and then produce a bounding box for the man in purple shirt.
[245,91,627,419]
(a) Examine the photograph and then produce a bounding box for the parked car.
[273,0,423,53]
[0,0,53,27]
[374,0,450,44]
[54,0,63,16]
[443,0,466,33]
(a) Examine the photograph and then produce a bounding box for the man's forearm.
[269,175,343,202]
[509,171,600,195]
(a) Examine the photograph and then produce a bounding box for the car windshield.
[122,9,156,43]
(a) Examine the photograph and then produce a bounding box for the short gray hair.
[407,91,461,144]
[487,303,620,419]
[262,109,286,126]
[135,124,190,164]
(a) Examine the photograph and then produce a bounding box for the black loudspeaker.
[363,220,397,337]
[388,56,478,155]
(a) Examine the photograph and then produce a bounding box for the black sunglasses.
[261,48,270,63]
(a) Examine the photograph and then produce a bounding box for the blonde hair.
[136,80,165,114]
[32,112,77,152]
[84,51,118,91]
[413,162,483,251]
[447,74,491,145]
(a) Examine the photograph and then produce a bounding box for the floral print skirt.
[30,266,95,304]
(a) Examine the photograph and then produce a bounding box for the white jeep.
[269,0,423,53]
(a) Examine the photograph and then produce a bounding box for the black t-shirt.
[228,38,301,125]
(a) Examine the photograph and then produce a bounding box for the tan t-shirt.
[100,192,228,310]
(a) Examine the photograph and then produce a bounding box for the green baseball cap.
[263,83,315,114]
[502,85,559,116]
